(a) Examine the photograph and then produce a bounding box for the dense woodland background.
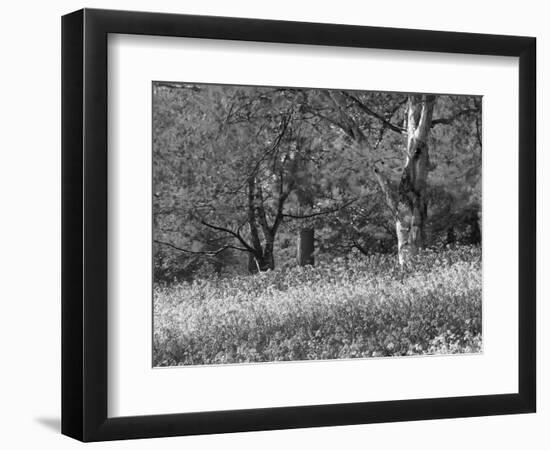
[152,83,482,282]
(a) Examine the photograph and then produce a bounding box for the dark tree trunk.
[295,175,316,267]
[469,210,482,244]
[260,246,275,271]
[297,227,315,266]
[446,226,456,245]
[247,251,275,273]
[246,177,275,274]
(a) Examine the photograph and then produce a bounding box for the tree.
[373,94,435,264]
[153,84,307,273]
[152,83,482,280]
[310,90,481,265]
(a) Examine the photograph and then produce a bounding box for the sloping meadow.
[153,246,482,366]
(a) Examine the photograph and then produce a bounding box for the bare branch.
[154,239,249,255]
[374,98,408,149]
[225,111,292,196]
[200,219,254,252]
[302,105,354,138]
[283,198,358,219]
[154,82,201,91]
[326,91,369,142]
[351,238,371,256]
[342,92,407,135]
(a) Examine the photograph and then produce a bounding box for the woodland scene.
[152,82,482,366]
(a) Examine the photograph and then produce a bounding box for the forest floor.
[153,246,482,366]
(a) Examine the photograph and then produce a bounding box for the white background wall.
[0,1,546,448]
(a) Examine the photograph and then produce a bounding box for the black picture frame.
[61,8,536,442]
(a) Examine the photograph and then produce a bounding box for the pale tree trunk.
[395,220,411,266]
[399,95,435,260]
[375,94,435,266]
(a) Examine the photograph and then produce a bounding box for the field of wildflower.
[153,246,482,366]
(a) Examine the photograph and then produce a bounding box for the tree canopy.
[153,83,481,282]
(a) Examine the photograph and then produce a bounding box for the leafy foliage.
[153,84,482,280]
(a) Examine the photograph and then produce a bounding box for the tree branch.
[302,105,355,139]
[200,219,254,252]
[154,239,249,255]
[255,182,272,240]
[431,108,479,127]
[351,238,371,256]
[154,82,201,91]
[374,99,408,149]
[372,164,399,219]
[325,91,370,142]
[283,198,358,219]
[271,172,294,234]
[342,92,407,135]
[225,112,292,196]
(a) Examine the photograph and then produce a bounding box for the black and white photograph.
[152,83,483,367]
[0,0,543,447]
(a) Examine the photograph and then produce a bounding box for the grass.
[153,246,482,366]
